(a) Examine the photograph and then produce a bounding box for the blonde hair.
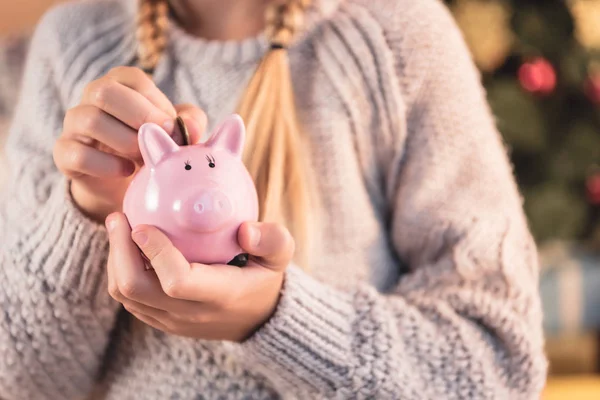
[137,0,313,267]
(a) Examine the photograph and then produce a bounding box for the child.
[0,0,547,398]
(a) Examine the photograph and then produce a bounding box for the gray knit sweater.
[0,0,547,398]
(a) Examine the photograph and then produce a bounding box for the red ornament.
[586,174,600,205]
[518,58,557,95]
[584,73,600,104]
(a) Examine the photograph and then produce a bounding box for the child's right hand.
[53,67,191,223]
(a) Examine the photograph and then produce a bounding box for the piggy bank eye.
[206,154,216,168]
[184,160,192,171]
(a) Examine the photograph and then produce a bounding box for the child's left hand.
[104,212,294,342]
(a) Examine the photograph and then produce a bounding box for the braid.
[265,0,311,47]
[238,0,314,268]
[136,0,169,73]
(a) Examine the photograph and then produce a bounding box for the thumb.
[238,222,295,271]
[174,103,208,145]
[131,225,189,279]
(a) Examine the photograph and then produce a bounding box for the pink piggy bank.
[123,114,258,266]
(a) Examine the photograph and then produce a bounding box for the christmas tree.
[444,0,600,246]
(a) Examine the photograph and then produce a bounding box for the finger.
[105,213,201,313]
[54,138,134,178]
[132,225,245,303]
[82,78,174,132]
[174,104,208,144]
[186,262,249,305]
[63,105,140,160]
[128,310,172,333]
[238,222,295,270]
[106,215,122,303]
[106,212,149,304]
[122,300,171,322]
[131,225,192,297]
[122,300,206,330]
[106,66,177,118]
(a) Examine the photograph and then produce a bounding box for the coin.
[176,116,191,146]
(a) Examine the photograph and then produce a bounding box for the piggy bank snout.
[177,188,234,232]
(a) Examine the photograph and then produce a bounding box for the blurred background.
[441,2,600,397]
[0,0,599,398]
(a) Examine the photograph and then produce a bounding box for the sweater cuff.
[242,265,355,390]
[7,178,110,302]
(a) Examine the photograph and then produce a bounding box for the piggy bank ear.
[138,123,179,166]
[205,114,245,158]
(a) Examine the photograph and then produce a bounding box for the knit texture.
[0,0,547,398]
[0,34,29,189]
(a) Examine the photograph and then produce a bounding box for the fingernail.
[163,119,174,133]
[248,225,261,248]
[132,230,148,246]
[105,215,117,233]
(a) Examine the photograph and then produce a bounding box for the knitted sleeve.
[0,7,120,399]
[241,1,548,398]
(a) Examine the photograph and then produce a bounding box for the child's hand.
[104,212,294,342]
[53,67,206,222]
